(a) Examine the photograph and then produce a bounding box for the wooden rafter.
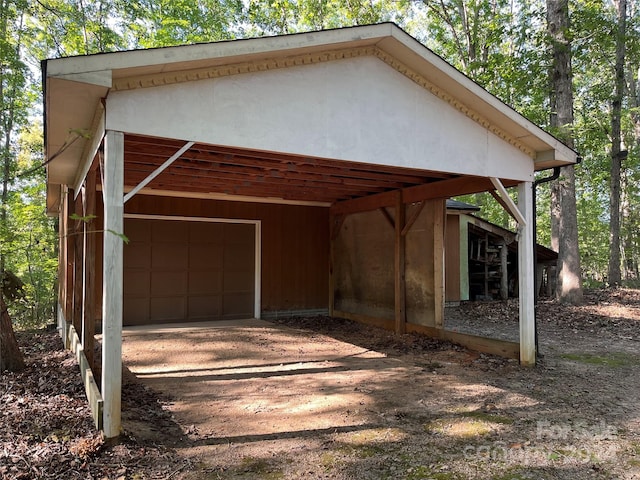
[121,133,458,205]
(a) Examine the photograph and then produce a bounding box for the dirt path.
[120,290,640,479]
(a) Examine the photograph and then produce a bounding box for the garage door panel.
[124,218,256,325]
[188,295,223,318]
[124,271,150,296]
[124,298,149,325]
[189,271,223,294]
[124,220,151,242]
[189,244,224,268]
[124,244,150,269]
[150,296,186,321]
[223,293,254,318]
[152,222,188,242]
[224,271,254,292]
[224,246,254,270]
[151,271,188,296]
[225,223,254,243]
[152,244,188,269]
[189,222,223,240]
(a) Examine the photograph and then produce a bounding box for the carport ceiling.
[122,133,459,204]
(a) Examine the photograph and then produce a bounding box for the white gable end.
[106,55,533,181]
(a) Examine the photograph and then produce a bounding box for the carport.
[42,23,578,438]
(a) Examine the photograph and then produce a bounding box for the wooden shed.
[444,201,558,302]
[42,23,578,437]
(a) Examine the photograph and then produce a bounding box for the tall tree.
[0,0,28,371]
[116,0,244,47]
[547,0,583,303]
[608,0,627,285]
[31,0,124,56]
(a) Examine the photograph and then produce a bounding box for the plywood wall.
[95,195,329,317]
[332,199,445,327]
[333,209,395,319]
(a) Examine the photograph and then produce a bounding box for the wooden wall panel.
[333,199,444,328]
[95,196,329,317]
[405,200,438,326]
[333,209,395,320]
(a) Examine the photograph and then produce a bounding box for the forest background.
[0,0,638,328]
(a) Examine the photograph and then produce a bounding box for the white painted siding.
[106,56,533,181]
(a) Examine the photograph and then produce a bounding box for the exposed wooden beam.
[124,163,390,197]
[467,216,517,244]
[123,141,194,203]
[379,207,395,229]
[123,174,347,203]
[489,189,519,222]
[403,176,519,204]
[125,134,450,181]
[403,176,486,203]
[114,186,331,207]
[330,189,397,216]
[490,177,526,226]
[73,105,105,198]
[401,201,425,236]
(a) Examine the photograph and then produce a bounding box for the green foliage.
[28,0,126,56]
[244,0,411,36]
[412,0,640,284]
[117,0,245,47]
[0,0,638,305]
[2,124,58,328]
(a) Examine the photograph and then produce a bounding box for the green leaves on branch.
[68,214,129,244]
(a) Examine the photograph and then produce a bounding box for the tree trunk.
[608,0,627,286]
[0,294,25,372]
[547,0,583,304]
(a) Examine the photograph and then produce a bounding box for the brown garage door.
[123,218,255,326]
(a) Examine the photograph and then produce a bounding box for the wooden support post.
[328,214,344,317]
[500,239,508,300]
[83,169,97,370]
[73,196,84,333]
[483,233,489,298]
[394,192,406,334]
[59,191,66,305]
[517,181,535,365]
[433,199,445,328]
[57,190,68,341]
[101,130,124,438]
[64,189,75,326]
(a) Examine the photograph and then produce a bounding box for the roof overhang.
[43,23,578,213]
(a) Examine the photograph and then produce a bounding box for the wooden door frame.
[124,213,262,319]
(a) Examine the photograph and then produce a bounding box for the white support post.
[102,130,124,438]
[517,181,535,366]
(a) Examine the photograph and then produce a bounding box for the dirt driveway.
[120,293,640,479]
